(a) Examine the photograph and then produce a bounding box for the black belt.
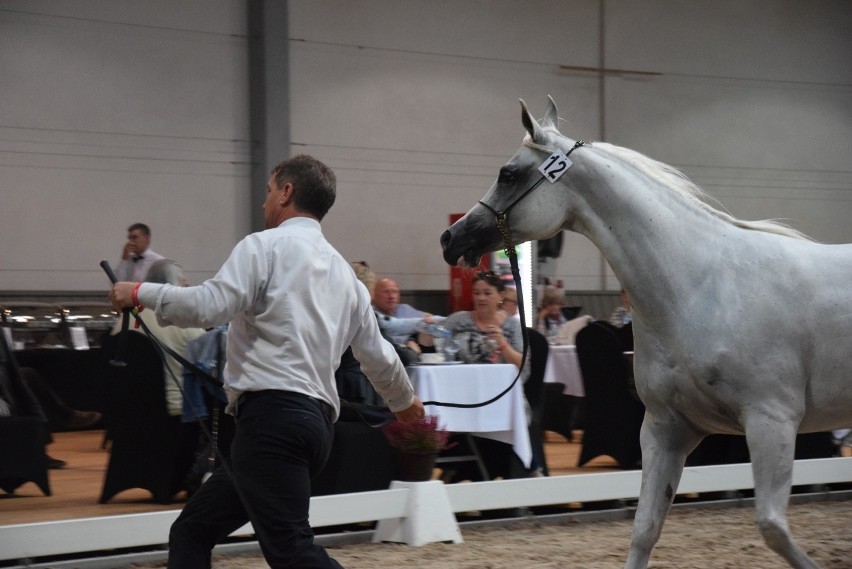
[236,390,335,422]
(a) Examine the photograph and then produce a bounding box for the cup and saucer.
[416,353,460,365]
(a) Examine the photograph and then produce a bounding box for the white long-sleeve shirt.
[135,217,415,420]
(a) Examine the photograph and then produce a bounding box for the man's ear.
[279,182,295,207]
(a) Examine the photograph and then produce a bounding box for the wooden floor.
[0,429,621,527]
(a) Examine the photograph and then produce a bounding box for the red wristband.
[132,282,142,307]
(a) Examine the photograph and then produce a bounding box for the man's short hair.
[127,223,151,236]
[270,155,336,220]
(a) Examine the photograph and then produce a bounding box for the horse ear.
[543,95,559,129]
[520,99,545,144]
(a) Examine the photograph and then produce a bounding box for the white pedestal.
[372,480,463,546]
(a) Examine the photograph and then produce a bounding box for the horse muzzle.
[440,228,471,266]
[440,216,500,267]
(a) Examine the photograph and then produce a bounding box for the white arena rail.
[1,457,850,562]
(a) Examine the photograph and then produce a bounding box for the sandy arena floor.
[129,499,851,568]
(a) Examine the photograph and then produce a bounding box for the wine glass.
[443,337,460,362]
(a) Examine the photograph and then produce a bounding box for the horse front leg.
[745,417,821,569]
[624,414,701,569]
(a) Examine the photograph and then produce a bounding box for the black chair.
[311,420,395,496]
[561,306,582,321]
[0,331,51,496]
[575,321,644,469]
[98,332,197,504]
[542,383,580,442]
[524,328,550,475]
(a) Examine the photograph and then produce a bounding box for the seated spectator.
[443,271,525,370]
[372,276,437,352]
[441,271,531,481]
[535,287,567,338]
[336,263,397,410]
[373,277,423,322]
[337,262,439,411]
[501,286,519,319]
[111,259,205,416]
[610,288,633,328]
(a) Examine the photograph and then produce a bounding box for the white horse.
[440,97,852,569]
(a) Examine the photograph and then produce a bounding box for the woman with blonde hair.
[351,261,376,296]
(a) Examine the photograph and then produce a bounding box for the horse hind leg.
[624,415,701,569]
[746,419,822,569]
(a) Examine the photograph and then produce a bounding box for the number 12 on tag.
[538,150,572,183]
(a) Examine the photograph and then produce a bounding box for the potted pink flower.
[383,415,454,481]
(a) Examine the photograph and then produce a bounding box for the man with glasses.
[501,286,520,319]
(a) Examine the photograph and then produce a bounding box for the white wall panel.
[543,0,852,291]
[0,1,250,290]
[288,0,601,66]
[287,0,602,290]
[606,0,851,83]
[1,0,849,295]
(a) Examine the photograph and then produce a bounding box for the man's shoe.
[67,410,102,429]
[46,455,67,469]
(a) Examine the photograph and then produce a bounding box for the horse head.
[441,97,580,266]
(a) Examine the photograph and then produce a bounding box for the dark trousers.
[167,390,343,569]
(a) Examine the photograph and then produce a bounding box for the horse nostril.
[440,229,451,250]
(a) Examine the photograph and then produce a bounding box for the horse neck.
[566,146,728,327]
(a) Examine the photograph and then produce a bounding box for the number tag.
[538,150,572,183]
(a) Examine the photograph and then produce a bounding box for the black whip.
[100,260,129,367]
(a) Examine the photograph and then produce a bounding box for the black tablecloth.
[13,348,109,414]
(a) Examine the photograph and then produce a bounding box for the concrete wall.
[1,0,850,294]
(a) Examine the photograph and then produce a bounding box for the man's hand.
[393,396,425,422]
[109,282,138,310]
[122,242,135,261]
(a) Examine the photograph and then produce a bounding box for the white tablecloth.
[407,363,531,468]
[543,344,585,397]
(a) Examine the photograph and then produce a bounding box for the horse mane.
[524,131,812,241]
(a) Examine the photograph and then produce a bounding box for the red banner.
[448,214,489,312]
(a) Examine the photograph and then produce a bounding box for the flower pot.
[393,451,437,482]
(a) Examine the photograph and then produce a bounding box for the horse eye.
[498,167,516,184]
